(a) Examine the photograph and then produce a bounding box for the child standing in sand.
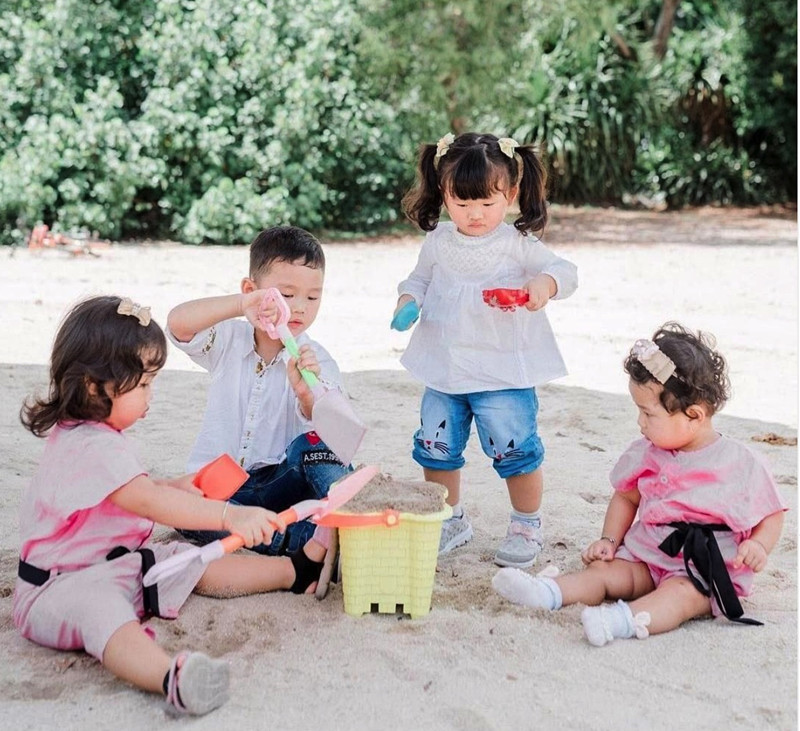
[392,132,577,568]
[167,225,349,595]
[14,295,323,716]
[493,323,786,645]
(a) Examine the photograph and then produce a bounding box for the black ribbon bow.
[658,521,762,626]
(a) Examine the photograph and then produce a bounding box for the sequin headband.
[117,297,151,326]
[433,133,521,170]
[631,339,677,384]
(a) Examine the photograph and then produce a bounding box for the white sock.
[492,568,562,610]
[510,509,541,528]
[581,600,635,647]
[450,503,464,519]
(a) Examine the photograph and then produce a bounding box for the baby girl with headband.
[493,322,786,646]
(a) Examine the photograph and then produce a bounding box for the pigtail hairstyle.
[402,132,549,236]
[402,143,443,232]
[514,144,549,237]
[21,295,167,437]
[624,321,730,417]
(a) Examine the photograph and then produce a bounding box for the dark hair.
[402,132,549,236]
[20,296,167,437]
[249,226,325,280]
[624,322,730,416]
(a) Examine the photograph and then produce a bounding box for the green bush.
[0,0,794,245]
[733,0,797,199]
[502,8,665,202]
[134,0,405,243]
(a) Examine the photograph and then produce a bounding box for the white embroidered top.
[168,319,341,472]
[398,222,578,393]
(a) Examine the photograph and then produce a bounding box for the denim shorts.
[179,432,351,556]
[412,387,544,479]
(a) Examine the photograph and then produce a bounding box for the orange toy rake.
[143,464,379,587]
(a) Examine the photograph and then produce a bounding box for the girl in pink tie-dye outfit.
[14,295,325,715]
[493,322,787,646]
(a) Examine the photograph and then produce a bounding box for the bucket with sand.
[318,473,451,618]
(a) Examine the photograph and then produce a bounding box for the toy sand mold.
[317,473,452,618]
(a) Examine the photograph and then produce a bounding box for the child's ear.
[241,277,256,294]
[686,404,707,422]
[506,184,519,202]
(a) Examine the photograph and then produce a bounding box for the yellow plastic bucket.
[336,505,452,619]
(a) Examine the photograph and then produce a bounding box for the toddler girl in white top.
[493,323,786,646]
[392,131,578,568]
[14,296,324,716]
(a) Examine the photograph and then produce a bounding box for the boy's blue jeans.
[178,432,351,556]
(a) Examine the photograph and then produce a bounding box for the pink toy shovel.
[259,287,366,465]
[142,464,379,587]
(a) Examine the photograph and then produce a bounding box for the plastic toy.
[390,300,420,331]
[192,454,248,500]
[142,465,379,587]
[482,288,530,311]
[319,504,452,618]
[259,288,366,465]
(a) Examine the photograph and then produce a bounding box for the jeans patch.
[302,449,339,466]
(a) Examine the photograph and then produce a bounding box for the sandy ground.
[0,206,796,729]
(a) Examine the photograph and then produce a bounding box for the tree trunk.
[653,0,680,59]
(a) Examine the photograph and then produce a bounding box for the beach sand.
[0,206,796,729]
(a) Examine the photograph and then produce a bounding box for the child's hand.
[394,294,416,317]
[523,274,556,311]
[169,474,204,495]
[286,345,320,418]
[581,538,617,565]
[391,296,420,331]
[733,538,769,572]
[224,504,286,548]
[240,290,277,333]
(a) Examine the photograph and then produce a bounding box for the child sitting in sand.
[493,322,786,645]
[392,132,577,568]
[167,225,351,595]
[14,296,318,715]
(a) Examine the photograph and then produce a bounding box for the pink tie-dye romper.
[13,422,206,660]
[612,435,787,616]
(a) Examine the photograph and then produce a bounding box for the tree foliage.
[0,0,794,244]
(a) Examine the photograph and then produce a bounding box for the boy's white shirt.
[167,318,342,472]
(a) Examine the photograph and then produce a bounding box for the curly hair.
[624,321,730,416]
[20,295,167,437]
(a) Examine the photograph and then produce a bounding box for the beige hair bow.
[117,297,151,326]
[632,339,676,384]
[497,137,519,159]
[433,133,455,169]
